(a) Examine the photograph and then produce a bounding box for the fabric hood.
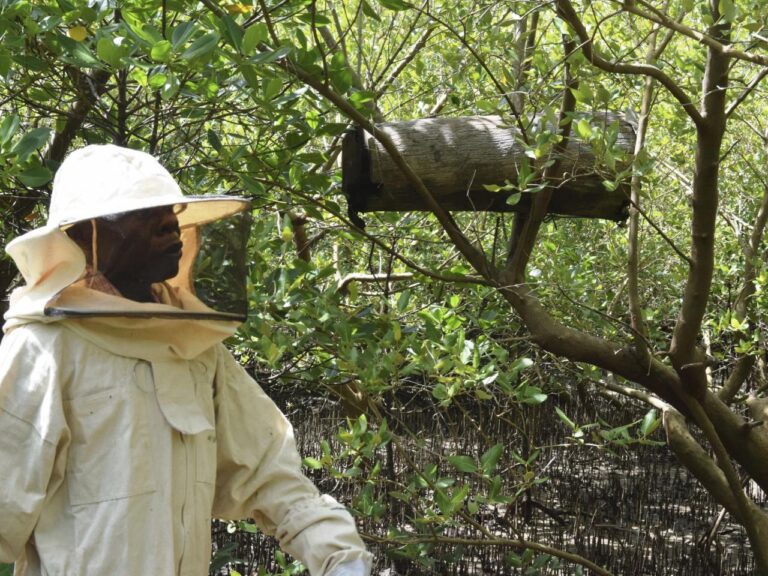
[4,144,251,349]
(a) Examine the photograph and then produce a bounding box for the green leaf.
[506,192,521,206]
[302,456,323,469]
[555,406,576,431]
[242,23,268,55]
[434,489,451,515]
[0,114,20,146]
[207,129,223,151]
[575,118,593,139]
[251,45,291,65]
[451,484,470,507]
[432,383,448,400]
[521,387,548,405]
[447,455,478,473]
[730,315,746,330]
[361,0,382,20]
[480,443,503,475]
[96,37,122,67]
[64,42,101,68]
[376,0,412,10]
[718,0,736,22]
[148,72,168,89]
[160,72,180,100]
[181,32,220,60]
[219,14,243,51]
[236,521,260,534]
[151,40,173,62]
[139,24,163,44]
[640,409,660,436]
[17,165,53,187]
[296,13,333,25]
[570,85,593,103]
[12,54,49,72]
[0,564,13,576]
[171,21,197,48]
[396,289,411,312]
[12,127,52,161]
[264,76,282,100]
[510,356,533,378]
[330,65,353,94]
[0,51,10,76]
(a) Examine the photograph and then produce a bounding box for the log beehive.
[342,114,634,225]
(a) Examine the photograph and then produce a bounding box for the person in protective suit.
[0,144,373,576]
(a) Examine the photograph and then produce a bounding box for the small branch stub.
[342,114,634,225]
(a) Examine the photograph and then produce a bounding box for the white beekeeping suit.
[0,144,372,576]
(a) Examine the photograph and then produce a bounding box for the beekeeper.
[0,144,372,576]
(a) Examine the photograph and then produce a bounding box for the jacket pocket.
[65,384,156,505]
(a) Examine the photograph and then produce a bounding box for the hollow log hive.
[342,114,635,224]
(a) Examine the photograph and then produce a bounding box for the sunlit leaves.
[241,23,268,55]
[224,3,251,16]
[447,455,477,473]
[182,32,220,60]
[218,14,243,51]
[718,0,737,23]
[0,115,19,146]
[12,127,51,162]
[96,36,126,67]
[67,25,88,41]
[376,0,412,10]
[250,45,291,64]
[150,39,173,62]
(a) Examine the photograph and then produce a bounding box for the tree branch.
[719,146,768,403]
[627,7,669,352]
[498,280,690,413]
[664,410,740,514]
[625,0,768,68]
[681,393,768,572]
[46,68,111,164]
[669,10,731,395]
[249,175,494,287]
[627,198,693,266]
[505,36,578,282]
[725,67,768,118]
[555,0,703,126]
[374,27,434,99]
[361,535,614,576]
[282,60,495,279]
[336,272,413,294]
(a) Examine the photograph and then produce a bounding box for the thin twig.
[628,198,693,266]
[361,533,615,576]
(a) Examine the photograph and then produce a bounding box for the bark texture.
[343,114,633,221]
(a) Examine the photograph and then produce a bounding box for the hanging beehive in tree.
[342,114,634,226]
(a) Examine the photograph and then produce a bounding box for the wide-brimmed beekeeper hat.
[49,144,248,228]
[4,144,251,329]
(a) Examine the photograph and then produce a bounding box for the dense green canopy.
[2,0,768,573]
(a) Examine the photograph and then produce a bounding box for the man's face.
[97,205,183,285]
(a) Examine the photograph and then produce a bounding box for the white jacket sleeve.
[211,346,372,576]
[0,328,69,562]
